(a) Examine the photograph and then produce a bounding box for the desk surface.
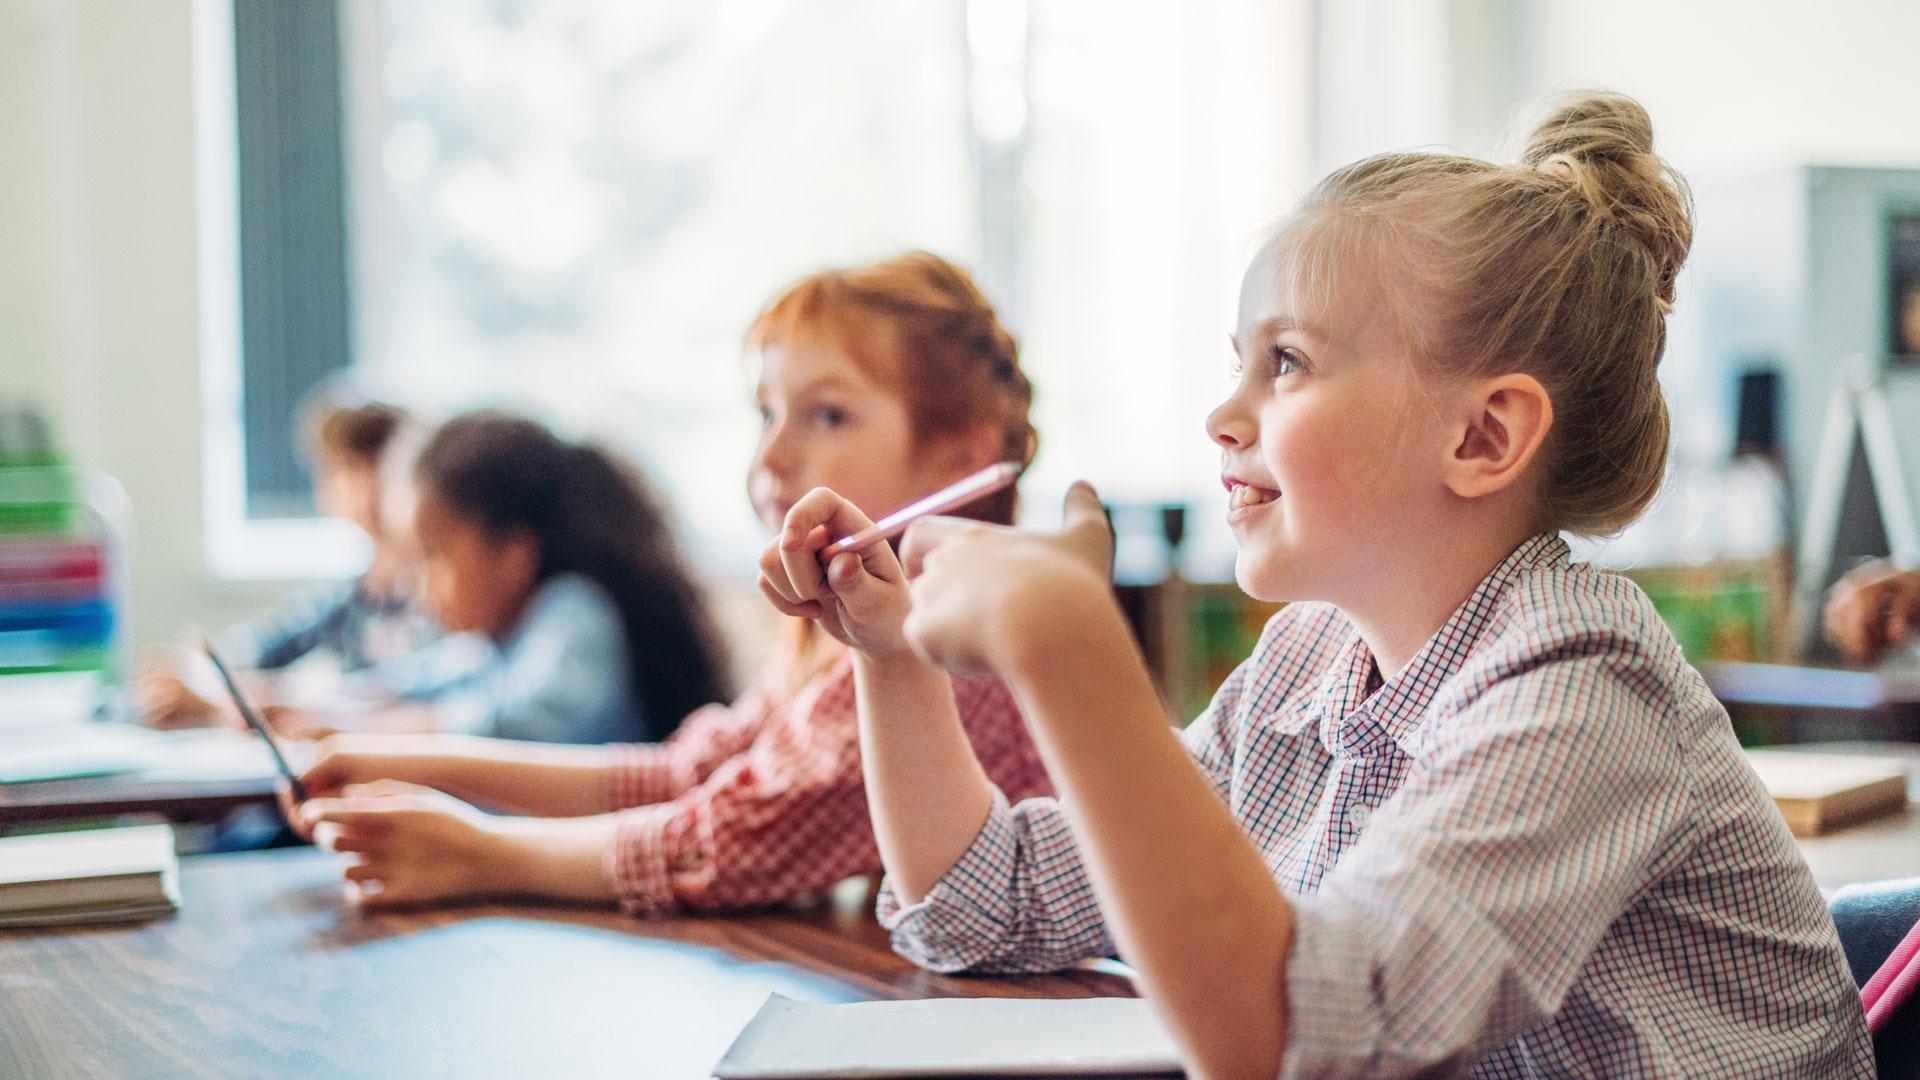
[0,848,1135,1080]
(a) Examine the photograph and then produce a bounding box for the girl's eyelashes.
[1269,345,1306,378]
[755,401,851,429]
[1228,343,1308,381]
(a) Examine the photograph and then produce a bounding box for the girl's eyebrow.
[786,374,862,397]
[1231,315,1325,353]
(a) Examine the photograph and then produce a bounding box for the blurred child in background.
[280,410,733,745]
[138,399,439,727]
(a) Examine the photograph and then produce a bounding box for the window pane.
[340,0,976,565]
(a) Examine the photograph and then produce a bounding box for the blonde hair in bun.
[1267,90,1693,536]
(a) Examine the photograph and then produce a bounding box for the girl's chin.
[1233,561,1294,605]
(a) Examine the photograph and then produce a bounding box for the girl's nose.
[1206,396,1251,449]
[754,421,795,476]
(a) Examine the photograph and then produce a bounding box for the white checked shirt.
[879,534,1873,1078]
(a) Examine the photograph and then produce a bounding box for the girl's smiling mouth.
[1224,478,1280,518]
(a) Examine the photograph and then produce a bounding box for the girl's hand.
[299,781,502,908]
[1826,561,1920,663]
[279,734,444,841]
[757,488,915,658]
[899,482,1114,677]
[300,733,446,798]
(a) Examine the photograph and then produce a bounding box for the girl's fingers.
[301,798,398,832]
[825,551,897,615]
[781,489,876,598]
[1059,481,1114,576]
[342,859,383,884]
[758,544,804,605]
[757,576,825,619]
[274,782,306,832]
[343,779,434,799]
[898,516,978,579]
[778,521,833,603]
[326,827,385,856]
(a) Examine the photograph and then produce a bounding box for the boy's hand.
[298,781,501,908]
[899,482,1115,676]
[135,666,219,729]
[757,488,915,658]
[1826,561,1920,663]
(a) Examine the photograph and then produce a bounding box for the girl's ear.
[1443,373,1553,500]
[935,423,1007,477]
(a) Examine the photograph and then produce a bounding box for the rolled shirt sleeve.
[875,651,1251,974]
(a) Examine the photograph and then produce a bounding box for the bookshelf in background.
[0,406,129,684]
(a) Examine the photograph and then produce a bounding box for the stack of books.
[0,405,116,677]
[0,824,181,928]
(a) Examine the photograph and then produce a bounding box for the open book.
[713,994,1183,1079]
[0,824,180,927]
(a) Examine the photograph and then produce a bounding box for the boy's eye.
[812,404,849,428]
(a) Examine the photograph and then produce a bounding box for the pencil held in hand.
[821,462,1022,559]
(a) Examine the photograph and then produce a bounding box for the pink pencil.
[821,462,1022,559]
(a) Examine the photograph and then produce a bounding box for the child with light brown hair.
[288,252,1054,914]
[138,399,436,728]
[764,95,1872,1077]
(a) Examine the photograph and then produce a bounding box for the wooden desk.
[0,848,1135,1079]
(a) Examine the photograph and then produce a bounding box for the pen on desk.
[820,461,1022,560]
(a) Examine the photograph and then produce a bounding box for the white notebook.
[0,824,180,927]
[713,994,1183,1079]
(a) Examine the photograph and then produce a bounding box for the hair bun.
[1520,91,1693,310]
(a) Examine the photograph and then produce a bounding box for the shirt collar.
[1309,532,1570,756]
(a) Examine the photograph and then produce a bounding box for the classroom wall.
[1517,0,1920,171]
[1514,0,1920,469]
[0,0,282,656]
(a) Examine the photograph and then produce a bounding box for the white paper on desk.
[0,722,165,782]
[712,994,1183,1079]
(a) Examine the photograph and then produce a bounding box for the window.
[202,0,1313,579]
[341,0,980,574]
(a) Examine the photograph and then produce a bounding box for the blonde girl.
[763,95,1871,1078]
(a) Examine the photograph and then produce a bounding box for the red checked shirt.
[878,534,1873,1078]
[602,648,1052,916]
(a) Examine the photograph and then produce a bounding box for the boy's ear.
[1444,373,1553,500]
